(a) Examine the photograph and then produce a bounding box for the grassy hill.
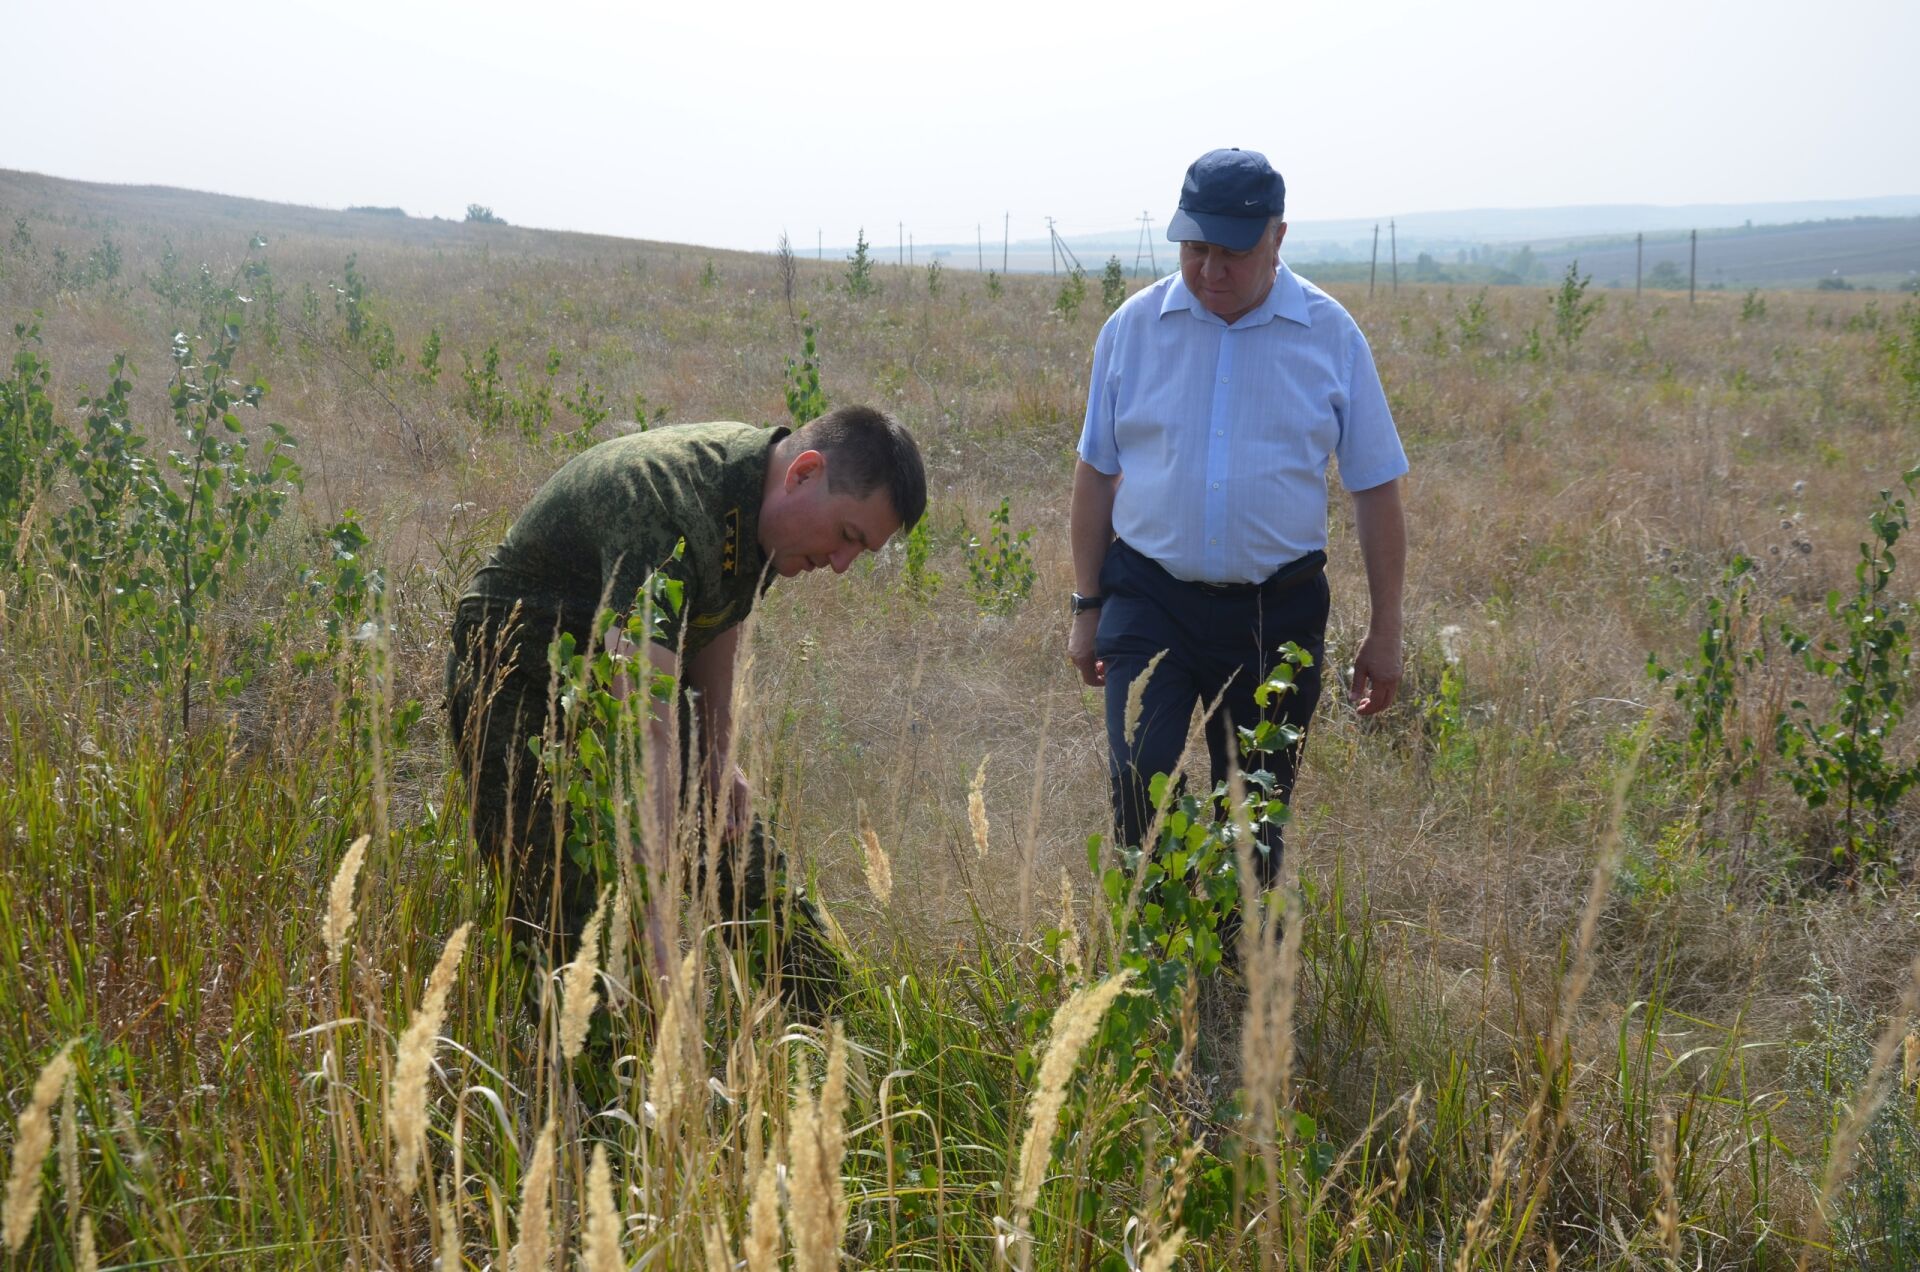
[4,167,1920,1269]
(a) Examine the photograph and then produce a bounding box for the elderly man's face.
[1179,220,1285,324]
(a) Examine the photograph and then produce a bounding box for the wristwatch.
[1070,592,1105,615]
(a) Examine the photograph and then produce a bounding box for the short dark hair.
[794,404,927,531]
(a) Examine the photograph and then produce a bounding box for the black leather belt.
[1185,549,1327,596]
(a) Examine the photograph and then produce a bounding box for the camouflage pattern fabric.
[460,421,786,659]
[445,422,843,1009]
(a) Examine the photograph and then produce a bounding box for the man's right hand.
[1067,609,1105,687]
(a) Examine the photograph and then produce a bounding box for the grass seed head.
[1391,1083,1422,1205]
[438,1176,461,1272]
[324,834,370,965]
[606,882,631,1005]
[1014,971,1133,1220]
[1056,866,1081,977]
[3,1040,76,1253]
[582,1143,624,1272]
[559,888,610,1062]
[77,1216,98,1272]
[508,1115,555,1272]
[786,1023,850,1272]
[703,1221,733,1272]
[648,947,702,1126]
[1122,649,1167,750]
[968,754,991,857]
[1655,1111,1680,1257]
[745,1156,781,1272]
[390,921,472,1195]
[857,800,892,906]
[1140,1226,1186,1272]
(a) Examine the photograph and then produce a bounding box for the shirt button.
[1211,482,1220,490]
[1220,376,1229,384]
[1210,537,1219,545]
[1216,430,1224,437]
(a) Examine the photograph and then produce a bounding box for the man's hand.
[1068,461,1119,688]
[1067,609,1105,687]
[1349,628,1402,716]
[1350,478,1407,717]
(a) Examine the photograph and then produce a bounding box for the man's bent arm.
[1349,478,1406,716]
[605,625,684,841]
[685,626,740,787]
[1068,460,1120,687]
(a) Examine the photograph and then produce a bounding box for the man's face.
[761,450,903,578]
[1179,220,1286,324]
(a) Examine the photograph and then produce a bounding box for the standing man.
[448,405,926,1001]
[1067,148,1407,898]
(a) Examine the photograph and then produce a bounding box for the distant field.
[1296,216,1920,292]
[4,167,1920,1270]
[1532,217,1920,290]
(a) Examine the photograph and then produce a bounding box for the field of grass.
[4,166,1920,1269]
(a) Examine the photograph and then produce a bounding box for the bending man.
[448,405,926,1005]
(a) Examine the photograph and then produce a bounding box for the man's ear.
[784,448,826,491]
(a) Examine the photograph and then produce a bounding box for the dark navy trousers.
[1094,539,1329,886]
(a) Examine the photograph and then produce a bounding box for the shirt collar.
[1160,261,1312,330]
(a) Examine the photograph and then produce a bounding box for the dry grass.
[4,166,1920,1267]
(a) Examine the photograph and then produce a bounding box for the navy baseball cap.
[1165,148,1286,250]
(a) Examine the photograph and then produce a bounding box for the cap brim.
[1166,208,1268,251]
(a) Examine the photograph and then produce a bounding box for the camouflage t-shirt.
[459,421,784,656]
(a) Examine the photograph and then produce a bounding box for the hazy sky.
[6,0,1916,252]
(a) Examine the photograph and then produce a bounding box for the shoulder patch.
[689,603,737,630]
[721,506,742,576]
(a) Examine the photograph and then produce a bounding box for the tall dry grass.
[2,166,1919,1267]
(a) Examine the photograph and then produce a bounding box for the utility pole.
[1046,216,1058,276]
[817,229,822,261]
[1688,229,1697,306]
[1635,232,1642,297]
[977,223,983,271]
[1369,223,1379,298]
[1390,219,1398,294]
[1132,210,1157,279]
[1046,220,1082,276]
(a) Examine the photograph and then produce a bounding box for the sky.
[4,0,1917,254]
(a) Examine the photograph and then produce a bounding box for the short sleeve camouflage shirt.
[458,421,785,656]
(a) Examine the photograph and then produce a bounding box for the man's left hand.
[1350,630,1402,716]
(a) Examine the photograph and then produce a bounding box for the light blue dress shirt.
[1077,262,1408,584]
